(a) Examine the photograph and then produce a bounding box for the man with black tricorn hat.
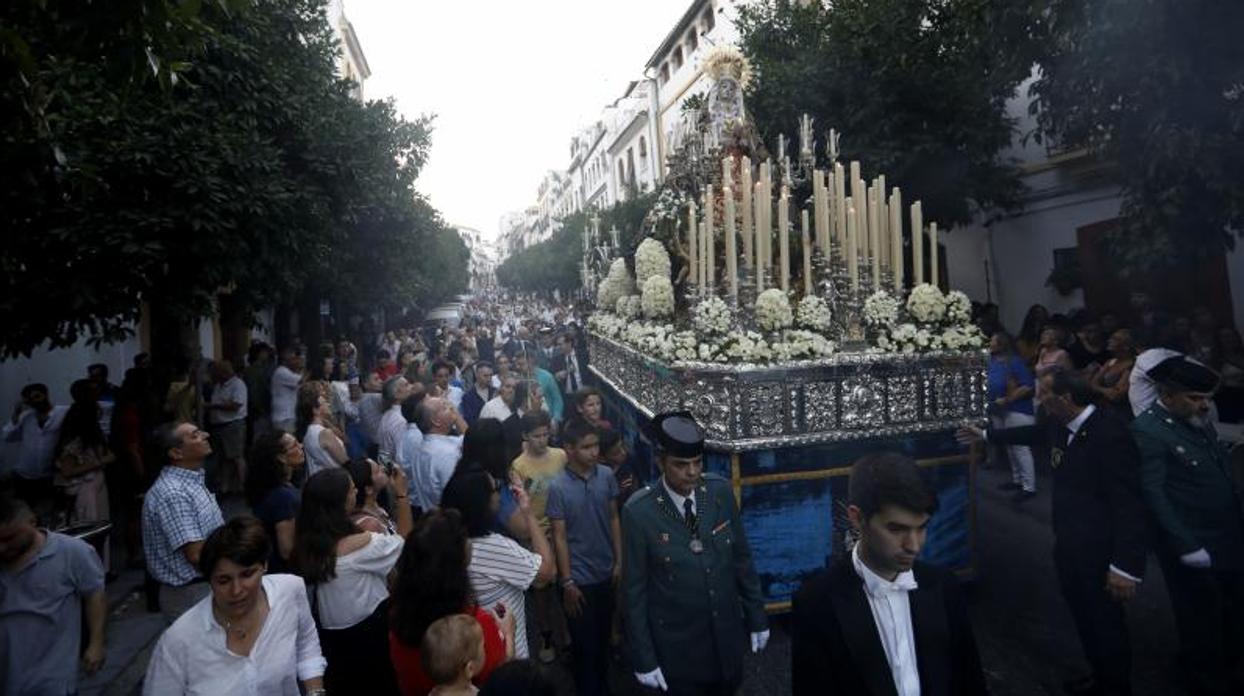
[1132,355,1244,695]
[621,411,768,694]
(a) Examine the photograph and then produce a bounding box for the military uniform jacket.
[621,473,768,684]
[1131,405,1244,571]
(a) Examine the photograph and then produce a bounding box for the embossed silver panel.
[588,334,988,451]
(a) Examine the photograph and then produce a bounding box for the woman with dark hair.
[1034,324,1074,404]
[245,431,304,572]
[55,379,113,531]
[346,458,396,535]
[459,418,524,539]
[389,509,513,696]
[1016,304,1050,365]
[440,465,555,659]
[144,516,327,695]
[298,387,348,478]
[292,467,411,695]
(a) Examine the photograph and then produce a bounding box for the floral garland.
[795,295,832,332]
[640,275,675,319]
[693,296,732,336]
[755,289,793,332]
[634,238,671,286]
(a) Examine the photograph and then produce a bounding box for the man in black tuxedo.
[791,452,988,696]
[550,333,585,400]
[960,370,1148,695]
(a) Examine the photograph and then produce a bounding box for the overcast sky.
[347,0,692,240]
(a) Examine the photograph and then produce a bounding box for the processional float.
[583,45,986,610]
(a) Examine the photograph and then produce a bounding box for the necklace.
[215,599,268,640]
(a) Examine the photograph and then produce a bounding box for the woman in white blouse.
[298,388,348,477]
[292,467,413,694]
[143,516,326,696]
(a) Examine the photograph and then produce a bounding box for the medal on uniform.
[689,538,704,554]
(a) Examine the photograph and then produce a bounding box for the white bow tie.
[867,574,918,597]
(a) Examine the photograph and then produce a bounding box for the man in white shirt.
[3,383,68,518]
[270,348,304,434]
[431,360,464,413]
[480,376,520,423]
[377,376,414,465]
[411,397,467,511]
[206,360,248,494]
[396,394,425,505]
[791,453,987,696]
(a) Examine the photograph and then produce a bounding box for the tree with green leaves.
[1,0,465,358]
[736,0,1042,227]
[496,194,656,295]
[1031,0,1244,270]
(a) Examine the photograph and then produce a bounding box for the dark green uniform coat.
[621,473,768,685]
[1131,405,1244,571]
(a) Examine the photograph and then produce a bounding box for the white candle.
[705,185,715,287]
[869,185,881,292]
[930,222,939,289]
[812,171,824,255]
[849,161,864,259]
[725,187,738,300]
[877,175,888,266]
[754,181,765,290]
[688,201,698,290]
[802,209,813,295]
[911,201,924,286]
[740,157,753,265]
[834,162,847,249]
[778,186,790,292]
[700,221,709,288]
[846,197,859,293]
[890,187,903,292]
[722,157,733,190]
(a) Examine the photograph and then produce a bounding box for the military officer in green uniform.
[1132,356,1244,695]
[622,411,768,695]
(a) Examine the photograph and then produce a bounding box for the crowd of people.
[2,290,1242,696]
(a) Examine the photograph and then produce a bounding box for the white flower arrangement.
[755,289,794,332]
[650,188,688,223]
[701,44,753,90]
[615,294,641,320]
[596,258,635,311]
[940,325,985,351]
[773,330,836,361]
[693,296,733,336]
[795,295,832,332]
[906,283,947,323]
[945,290,972,325]
[671,331,701,362]
[889,323,919,353]
[634,238,672,286]
[723,331,773,363]
[587,313,627,339]
[640,275,675,319]
[863,290,900,329]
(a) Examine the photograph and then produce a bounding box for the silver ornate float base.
[588,333,989,452]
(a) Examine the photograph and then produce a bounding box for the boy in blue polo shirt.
[547,418,620,696]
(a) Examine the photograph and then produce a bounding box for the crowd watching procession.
[1,289,1242,695]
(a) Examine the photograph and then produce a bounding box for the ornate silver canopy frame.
[589,333,989,452]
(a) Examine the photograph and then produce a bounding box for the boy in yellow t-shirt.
[511,409,567,662]
[511,410,567,532]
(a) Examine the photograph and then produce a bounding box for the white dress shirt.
[479,396,514,422]
[398,423,424,500]
[1129,349,1180,416]
[852,544,921,696]
[377,405,406,464]
[270,366,301,424]
[2,406,68,479]
[661,478,695,519]
[143,574,326,696]
[208,376,248,425]
[412,434,464,510]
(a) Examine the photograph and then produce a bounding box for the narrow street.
[84,462,1188,695]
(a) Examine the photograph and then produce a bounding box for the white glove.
[1179,548,1212,568]
[635,667,668,691]
[751,629,770,653]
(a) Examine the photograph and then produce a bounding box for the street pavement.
[84,462,1190,695]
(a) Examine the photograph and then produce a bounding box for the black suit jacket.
[792,559,988,696]
[990,408,1148,577]
[549,352,583,394]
